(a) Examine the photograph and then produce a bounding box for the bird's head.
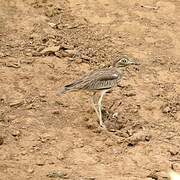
[114,56,139,68]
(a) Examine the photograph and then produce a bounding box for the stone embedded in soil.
[46,157,57,165]
[73,139,84,148]
[57,153,65,160]
[9,100,24,107]
[64,49,78,56]
[47,171,69,179]
[39,92,46,97]
[5,61,21,68]
[35,159,45,166]
[105,138,114,147]
[51,109,60,114]
[0,52,6,57]
[74,58,83,64]
[124,91,137,97]
[39,133,51,143]
[21,150,27,155]
[48,22,57,28]
[41,46,60,55]
[127,130,151,146]
[11,129,21,137]
[27,168,34,174]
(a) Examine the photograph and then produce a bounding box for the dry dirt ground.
[0,0,180,179]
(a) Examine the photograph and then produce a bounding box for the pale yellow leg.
[97,90,108,128]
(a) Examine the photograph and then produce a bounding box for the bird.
[57,56,139,128]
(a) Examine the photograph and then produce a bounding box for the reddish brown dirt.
[0,0,180,179]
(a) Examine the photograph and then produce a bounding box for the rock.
[36,159,45,166]
[43,151,49,155]
[0,52,5,57]
[57,153,65,160]
[51,110,60,115]
[127,130,151,146]
[46,157,56,165]
[74,58,83,64]
[21,150,27,155]
[11,129,21,137]
[0,136,4,145]
[47,171,69,179]
[105,139,114,147]
[54,51,62,58]
[37,46,45,52]
[39,133,52,143]
[73,138,84,148]
[81,55,91,61]
[31,52,41,56]
[7,115,16,122]
[124,91,136,97]
[48,22,57,28]
[64,49,78,56]
[5,61,21,68]
[9,100,24,107]
[39,92,46,97]
[41,46,60,55]
[84,178,96,180]
[27,167,34,174]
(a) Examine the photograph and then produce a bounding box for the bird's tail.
[56,87,67,96]
[56,86,74,96]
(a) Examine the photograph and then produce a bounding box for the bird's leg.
[91,92,100,119]
[98,90,108,128]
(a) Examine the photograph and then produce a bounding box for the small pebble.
[27,168,34,174]
[47,171,69,179]
[10,100,24,107]
[105,139,114,147]
[11,129,21,137]
[57,153,65,160]
[21,150,27,155]
[51,110,60,114]
[36,159,45,166]
[41,46,60,55]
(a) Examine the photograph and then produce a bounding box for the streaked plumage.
[58,56,139,128]
[61,68,121,93]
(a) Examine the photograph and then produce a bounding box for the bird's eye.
[122,59,127,63]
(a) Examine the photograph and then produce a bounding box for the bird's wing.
[78,68,120,90]
[87,68,119,81]
[63,68,120,91]
[96,71,119,81]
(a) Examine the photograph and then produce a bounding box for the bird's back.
[61,67,122,93]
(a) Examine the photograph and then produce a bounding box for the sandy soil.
[0,0,180,179]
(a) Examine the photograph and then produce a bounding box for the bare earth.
[0,0,180,179]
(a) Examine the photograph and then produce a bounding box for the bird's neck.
[115,67,125,73]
